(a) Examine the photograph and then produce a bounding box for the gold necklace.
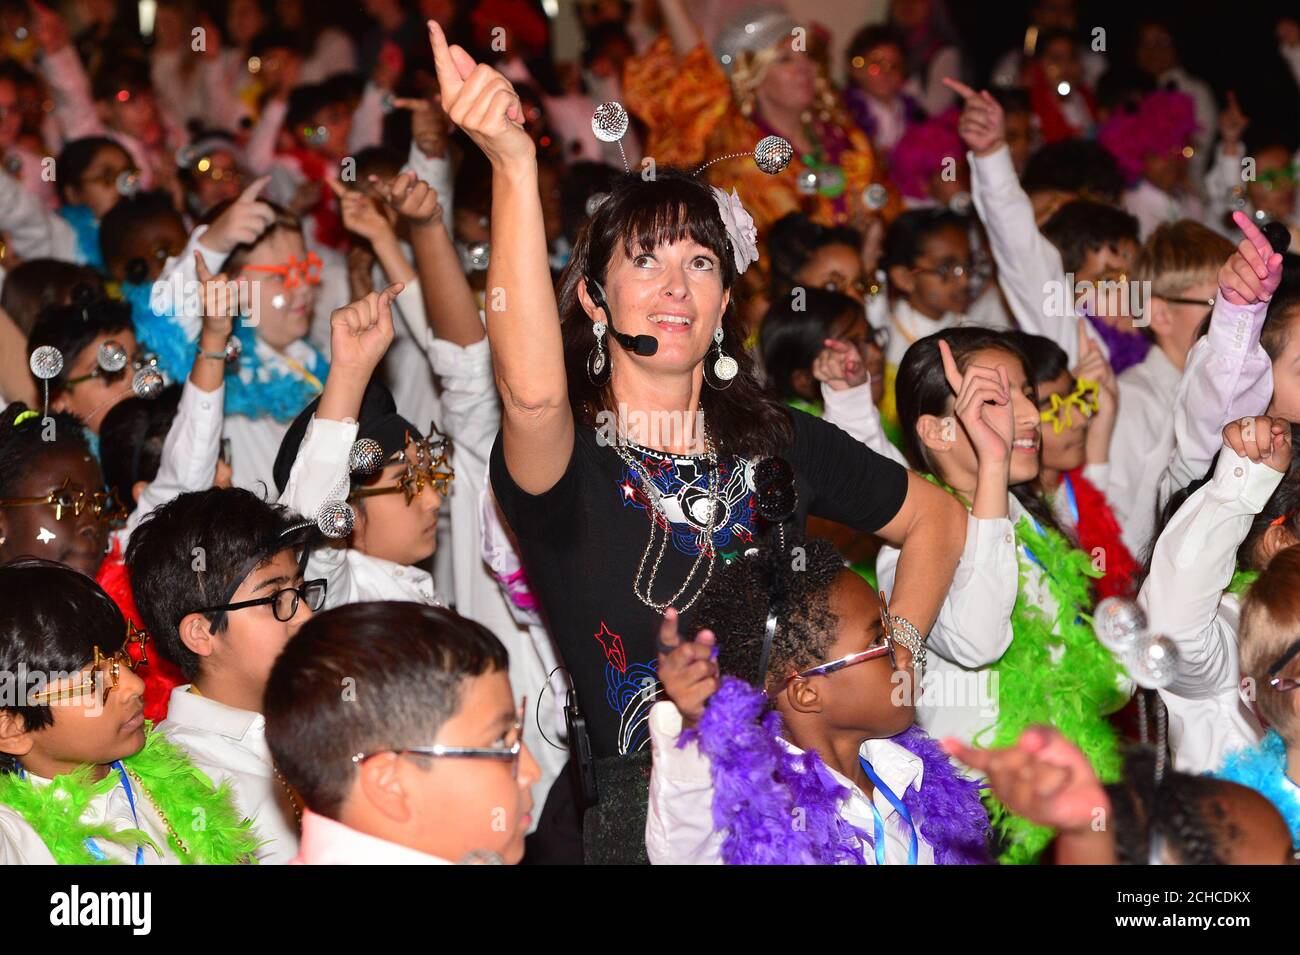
[123,767,189,856]
[275,767,304,829]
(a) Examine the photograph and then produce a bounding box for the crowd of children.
[2,0,1300,869]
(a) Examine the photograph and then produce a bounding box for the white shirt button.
[1234,466,1244,478]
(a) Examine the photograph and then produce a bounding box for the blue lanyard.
[858,756,918,865]
[109,761,146,865]
[1061,473,1079,525]
[18,762,145,864]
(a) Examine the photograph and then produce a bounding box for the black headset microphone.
[585,276,659,357]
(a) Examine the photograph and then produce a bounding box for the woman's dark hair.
[99,385,183,514]
[895,327,1064,537]
[694,538,846,692]
[1105,746,1228,865]
[557,167,793,457]
[264,601,509,819]
[767,212,863,301]
[1041,201,1140,275]
[55,136,129,205]
[199,197,300,274]
[0,403,94,501]
[0,558,124,743]
[0,260,104,336]
[125,487,305,679]
[1006,331,1069,386]
[760,288,860,400]
[881,208,965,272]
[1021,140,1125,206]
[26,299,135,397]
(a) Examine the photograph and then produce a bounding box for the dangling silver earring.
[587,321,610,384]
[707,326,737,389]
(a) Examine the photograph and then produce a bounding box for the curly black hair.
[1105,747,1230,865]
[693,537,848,692]
[0,402,94,499]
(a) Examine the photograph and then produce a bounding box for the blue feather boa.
[1213,730,1300,848]
[123,280,328,422]
[680,676,991,864]
[58,205,103,269]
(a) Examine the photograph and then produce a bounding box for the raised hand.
[427,19,533,167]
[372,170,443,226]
[943,726,1109,835]
[194,253,235,341]
[328,283,402,378]
[656,608,719,728]
[938,337,1012,465]
[200,176,275,255]
[943,77,1005,158]
[393,96,450,158]
[1220,210,1285,306]
[812,338,868,391]
[329,179,398,246]
[1223,415,1293,472]
[1072,321,1117,420]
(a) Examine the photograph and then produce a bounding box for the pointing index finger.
[942,76,978,102]
[427,19,467,99]
[937,338,963,393]
[1235,209,1275,262]
[238,174,271,204]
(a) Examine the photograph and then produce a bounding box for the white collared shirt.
[645,701,936,865]
[292,810,452,865]
[157,686,299,864]
[1103,346,1184,556]
[1138,451,1276,773]
[0,765,183,865]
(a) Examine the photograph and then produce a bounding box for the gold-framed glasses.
[28,621,150,705]
[348,425,455,506]
[1039,377,1101,435]
[0,477,128,525]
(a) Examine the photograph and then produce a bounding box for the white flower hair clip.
[711,186,759,275]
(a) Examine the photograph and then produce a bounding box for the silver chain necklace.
[612,416,723,613]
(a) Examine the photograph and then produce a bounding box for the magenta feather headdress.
[1097,90,1199,186]
[888,110,966,201]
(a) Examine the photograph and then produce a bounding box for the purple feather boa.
[681,676,991,865]
[1084,314,1151,376]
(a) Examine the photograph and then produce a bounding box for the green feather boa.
[1227,568,1259,597]
[0,727,262,865]
[976,515,1126,864]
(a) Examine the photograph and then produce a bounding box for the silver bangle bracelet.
[889,614,927,672]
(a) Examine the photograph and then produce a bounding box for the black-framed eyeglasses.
[351,698,526,777]
[65,351,160,388]
[193,578,327,623]
[771,592,899,696]
[1267,638,1300,692]
[0,476,127,525]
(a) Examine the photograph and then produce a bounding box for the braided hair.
[0,402,95,500]
[693,538,848,694]
[1105,747,1227,865]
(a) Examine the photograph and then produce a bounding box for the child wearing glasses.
[1139,416,1299,775]
[128,178,332,492]
[1216,542,1300,846]
[0,558,259,864]
[647,538,990,865]
[0,405,117,577]
[265,601,541,865]
[126,487,324,863]
[1010,331,1136,601]
[886,327,1131,862]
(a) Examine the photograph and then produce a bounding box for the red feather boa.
[1067,468,1138,601]
[283,146,348,250]
[96,538,185,723]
